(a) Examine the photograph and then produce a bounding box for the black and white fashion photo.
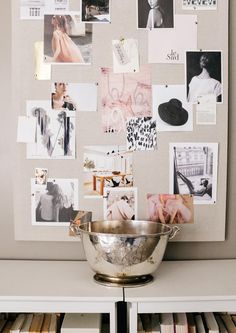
[32,178,79,226]
[169,143,218,204]
[186,51,222,104]
[81,0,110,23]
[137,0,174,29]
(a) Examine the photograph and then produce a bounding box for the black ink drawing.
[126,117,157,151]
[27,103,75,159]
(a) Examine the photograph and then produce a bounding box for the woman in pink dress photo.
[44,14,92,64]
[50,15,85,63]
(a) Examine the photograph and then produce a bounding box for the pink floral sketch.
[101,66,152,133]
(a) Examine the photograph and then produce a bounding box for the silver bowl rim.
[78,220,174,238]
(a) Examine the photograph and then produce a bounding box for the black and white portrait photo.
[137,0,174,29]
[186,51,222,104]
[32,178,79,226]
[169,143,218,204]
[81,0,110,23]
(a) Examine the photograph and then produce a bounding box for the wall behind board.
[0,0,235,259]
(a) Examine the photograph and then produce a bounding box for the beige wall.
[0,1,235,259]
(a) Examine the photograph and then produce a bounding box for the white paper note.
[196,94,216,124]
[112,39,140,73]
[17,116,36,143]
[20,0,69,20]
[34,41,51,80]
[51,82,97,112]
[148,15,197,64]
[113,42,130,65]
[182,0,217,10]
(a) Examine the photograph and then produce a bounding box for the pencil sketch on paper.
[26,101,75,159]
[101,67,152,133]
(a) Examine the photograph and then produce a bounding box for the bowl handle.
[169,226,180,240]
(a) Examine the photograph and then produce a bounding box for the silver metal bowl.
[77,220,179,287]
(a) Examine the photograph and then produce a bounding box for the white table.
[0,260,123,333]
[124,260,236,332]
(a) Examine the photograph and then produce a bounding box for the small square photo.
[81,0,111,23]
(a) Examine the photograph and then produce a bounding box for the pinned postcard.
[83,145,133,198]
[153,85,193,132]
[126,117,157,151]
[137,0,174,29]
[20,0,69,20]
[34,41,51,81]
[26,100,75,159]
[182,0,217,10]
[44,13,92,64]
[186,51,222,104]
[147,194,194,224]
[112,39,140,73]
[196,94,216,125]
[35,168,48,185]
[17,116,36,143]
[32,178,79,226]
[81,0,111,23]
[101,66,152,133]
[103,187,138,221]
[148,15,197,64]
[51,83,97,111]
[169,142,218,204]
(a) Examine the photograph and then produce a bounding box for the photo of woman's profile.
[186,51,222,103]
[51,83,76,111]
[137,0,174,29]
[44,14,92,64]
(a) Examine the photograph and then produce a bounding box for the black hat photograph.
[158,98,189,126]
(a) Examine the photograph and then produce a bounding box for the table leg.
[100,178,105,196]
[93,175,96,191]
